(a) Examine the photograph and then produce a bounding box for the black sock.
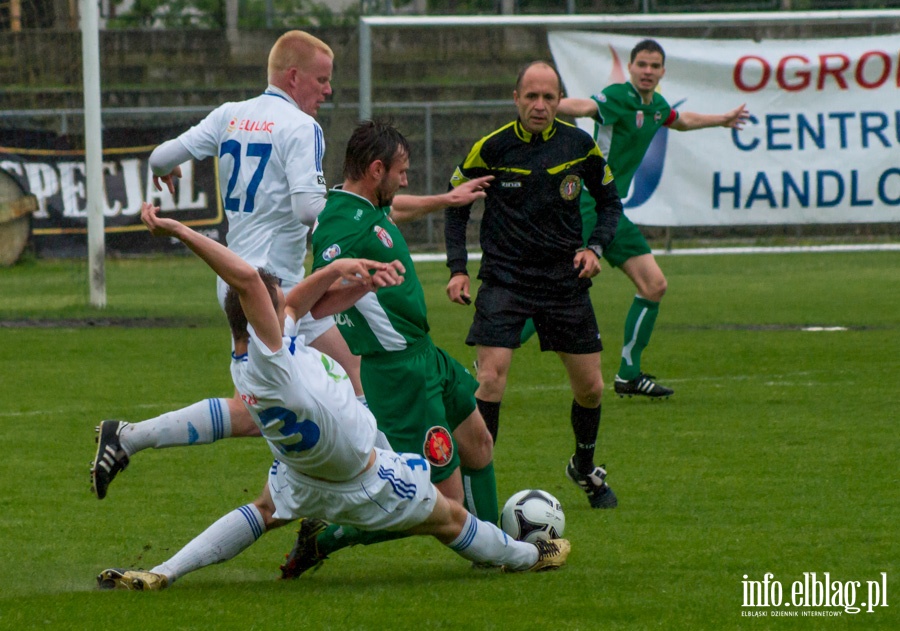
[476,398,501,444]
[571,400,601,474]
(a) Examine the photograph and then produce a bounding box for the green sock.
[618,296,660,380]
[519,318,537,345]
[461,462,499,524]
[316,523,408,557]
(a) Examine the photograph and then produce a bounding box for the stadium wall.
[1,17,899,257]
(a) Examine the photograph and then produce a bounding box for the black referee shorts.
[466,281,603,354]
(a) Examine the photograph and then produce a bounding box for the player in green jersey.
[280,120,501,577]
[524,38,749,398]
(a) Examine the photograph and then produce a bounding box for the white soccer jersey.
[231,328,376,482]
[178,86,326,284]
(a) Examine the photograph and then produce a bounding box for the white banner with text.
[548,31,900,226]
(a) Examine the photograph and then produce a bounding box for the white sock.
[151,504,265,583]
[119,398,232,455]
[447,513,537,570]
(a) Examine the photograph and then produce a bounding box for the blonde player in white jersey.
[96,202,569,590]
[91,31,489,500]
[90,32,347,500]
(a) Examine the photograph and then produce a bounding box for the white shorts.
[268,448,438,532]
[216,276,335,344]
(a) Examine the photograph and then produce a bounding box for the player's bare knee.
[574,378,603,407]
[457,423,493,469]
[475,365,505,394]
[648,276,667,301]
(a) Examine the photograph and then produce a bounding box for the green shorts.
[360,336,479,484]
[580,194,651,269]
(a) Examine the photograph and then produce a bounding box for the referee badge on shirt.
[559,175,583,201]
[423,426,454,467]
[374,225,393,248]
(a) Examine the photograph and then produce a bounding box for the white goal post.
[358,10,900,120]
[81,0,106,308]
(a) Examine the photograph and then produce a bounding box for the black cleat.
[565,457,618,509]
[614,373,673,399]
[280,518,328,579]
[91,420,130,499]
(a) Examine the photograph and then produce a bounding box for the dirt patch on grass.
[0,318,202,328]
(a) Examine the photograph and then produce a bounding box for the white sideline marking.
[410,243,900,263]
[507,370,835,393]
[0,403,178,419]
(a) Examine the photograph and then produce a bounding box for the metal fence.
[3,97,899,253]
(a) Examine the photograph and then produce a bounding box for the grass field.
[0,250,897,630]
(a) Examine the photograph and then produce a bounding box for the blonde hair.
[267,31,334,84]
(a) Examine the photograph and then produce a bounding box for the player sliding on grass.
[96,198,569,590]
[90,30,492,503]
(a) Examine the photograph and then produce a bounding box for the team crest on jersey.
[636,111,645,129]
[596,93,607,103]
[559,174,582,201]
[423,426,454,467]
[374,225,393,248]
[322,244,341,261]
[227,118,237,133]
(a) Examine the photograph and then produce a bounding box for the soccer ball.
[500,489,565,543]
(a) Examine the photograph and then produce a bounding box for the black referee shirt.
[445,118,622,296]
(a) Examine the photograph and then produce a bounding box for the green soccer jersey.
[311,188,428,356]
[591,82,678,198]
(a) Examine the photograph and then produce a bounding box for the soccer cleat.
[614,373,673,399]
[91,420,130,499]
[566,457,618,509]
[280,517,328,579]
[504,538,571,573]
[97,568,168,591]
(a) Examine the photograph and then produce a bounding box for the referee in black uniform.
[444,61,622,509]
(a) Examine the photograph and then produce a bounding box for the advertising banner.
[548,32,900,226]
[0,129,223,256]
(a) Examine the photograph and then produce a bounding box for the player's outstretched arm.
[669,104,749,132]
[292,258,404,320]
[390,176,493,224]
[149,139,192,195]
[140,202,283,350]
[558,97,598,118]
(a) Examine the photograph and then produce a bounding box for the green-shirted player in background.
[520,38,749,398]
[280,119,501,577]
